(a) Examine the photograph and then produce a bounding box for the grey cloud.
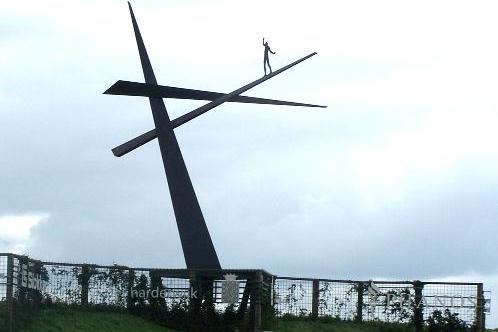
[1,0,497,326]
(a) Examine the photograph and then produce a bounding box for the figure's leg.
[264,57,268,75]
[268,59,272,74]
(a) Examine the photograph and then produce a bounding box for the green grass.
[18,309,416,332]
[275,318,416,332]
[277,317,498,332]
[19,308,178,332]
[18,308,494,332]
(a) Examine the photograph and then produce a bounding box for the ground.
[17,309,496,332]
[18,308,177,332]
[275,318,415,332]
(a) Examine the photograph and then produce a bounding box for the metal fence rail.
[0,253,489,332]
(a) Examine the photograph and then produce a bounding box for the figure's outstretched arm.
[262,37,265,45]
[270,48,276,54]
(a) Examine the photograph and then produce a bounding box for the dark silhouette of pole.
[127,2,220,269]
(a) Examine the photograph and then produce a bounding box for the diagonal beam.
[127,2,221,269]
[104,80,326,108]
[171,52,317,128]
[113,129,156,157]
[112,53,319,157]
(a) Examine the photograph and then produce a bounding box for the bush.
[426,309,470,332]
[0,300,9,331]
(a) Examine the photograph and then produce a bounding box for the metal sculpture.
[105,2,325,269]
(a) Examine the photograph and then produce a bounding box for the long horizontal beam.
[112,52,320,157]
[104,80,326,108]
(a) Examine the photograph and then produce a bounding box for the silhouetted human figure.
[263,38,276,76]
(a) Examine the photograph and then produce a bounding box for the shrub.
[426,309,470,332]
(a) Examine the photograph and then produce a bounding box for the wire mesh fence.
[44,263,82,304]
[422,282,482,324]
[318,280,359,319]
[0,253,489,332]
[362,281,415,323]
[273,276,486,330]
[0,255,7,301]
[0,253,273,332]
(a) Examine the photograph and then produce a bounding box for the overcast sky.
[1,0,497,327]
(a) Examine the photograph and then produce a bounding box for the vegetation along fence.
[0,253,490,332]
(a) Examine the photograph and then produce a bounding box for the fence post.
[413,280,424,332]
[356,281,364,322]
[80,265,90,305]
[127,269,135,310]
[311,279,319,319]
[476,283,484,332]
[253,271,263,332]
[6,255,14,332]
[189,270,202,319]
